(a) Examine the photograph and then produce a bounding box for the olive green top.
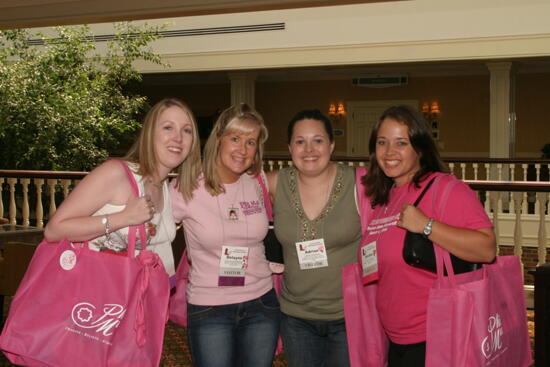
[274,164,361,320]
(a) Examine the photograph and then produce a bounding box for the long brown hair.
[363,105,447,206]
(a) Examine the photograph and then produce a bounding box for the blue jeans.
[187,289,281,367]
[281,313,350,367]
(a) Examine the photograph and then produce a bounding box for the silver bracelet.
[101,215,111,240]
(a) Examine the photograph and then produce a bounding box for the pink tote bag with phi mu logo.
[425,246,532,367]
[0,160,170,367]
[342,166,389,367]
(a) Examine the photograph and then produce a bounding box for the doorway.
[346,100,419,157]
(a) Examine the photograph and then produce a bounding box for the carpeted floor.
[0,297,536,367]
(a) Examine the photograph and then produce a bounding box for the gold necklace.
[147,178,163,189]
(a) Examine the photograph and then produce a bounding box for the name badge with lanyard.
[360,188,407,284]
[361,240,378,284]
[295,239,329,270]
[218,245,249,286]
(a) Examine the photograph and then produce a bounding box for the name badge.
[295,239,329,270]
[218,246,249,286]
[361,241,379,284]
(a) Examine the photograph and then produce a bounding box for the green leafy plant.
[0,23,167,170]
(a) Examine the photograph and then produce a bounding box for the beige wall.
[136,71,550,158]
[516,73,550,156]
[256,75,492,156]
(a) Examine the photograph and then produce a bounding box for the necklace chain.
[289,165,343,241]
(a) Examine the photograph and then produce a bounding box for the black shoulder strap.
[412,176,437,207]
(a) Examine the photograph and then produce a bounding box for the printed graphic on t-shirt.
[239,200,262,216]
[367,213,400,235]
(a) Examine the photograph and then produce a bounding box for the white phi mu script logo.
[481,313,508,362]
[65,302,127,345]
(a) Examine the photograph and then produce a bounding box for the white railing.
[264,157,550,182]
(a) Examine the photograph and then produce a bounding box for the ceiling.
[0,0,403,30]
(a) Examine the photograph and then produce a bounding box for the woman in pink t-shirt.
[170,104,279,367]
[360,105,496,367]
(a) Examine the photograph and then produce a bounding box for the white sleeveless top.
[89,164,177,276]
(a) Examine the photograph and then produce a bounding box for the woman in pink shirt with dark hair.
[360,105,496,366]
[170,103,279,367]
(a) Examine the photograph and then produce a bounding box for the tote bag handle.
[114,159,147,257]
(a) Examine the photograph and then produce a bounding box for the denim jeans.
[187,288,280,367]
[280,313,350,367]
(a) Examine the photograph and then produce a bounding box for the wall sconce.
[422,101,441,140]
[328,102,346,123]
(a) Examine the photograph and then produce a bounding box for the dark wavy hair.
[287,109,334,144]
[362,105,447,206]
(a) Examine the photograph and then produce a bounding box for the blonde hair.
[125,98,201,200]
[202,103,268,195]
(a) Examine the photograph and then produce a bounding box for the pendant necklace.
[225,178,243,221]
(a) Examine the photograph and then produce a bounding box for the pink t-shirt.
[363,173,493,344]
[169,173,273,306]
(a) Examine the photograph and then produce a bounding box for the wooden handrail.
[0,170,88,180]
[465,180,550,192]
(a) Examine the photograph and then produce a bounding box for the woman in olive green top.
[267,109,361,367]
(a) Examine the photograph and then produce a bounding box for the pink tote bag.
[425,247,532,367]
[342,166,389,367]
[168,249,190,326]
[0,160,170,367]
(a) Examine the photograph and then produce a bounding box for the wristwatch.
[423,218,434,237]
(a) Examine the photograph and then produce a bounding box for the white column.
[486,62,513,159]
[228,72,256,107]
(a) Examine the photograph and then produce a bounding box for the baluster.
[288,161,293,167]
[358,161,365,167]
[473,163,479,180]
[535,191,541,215]
[277,160,284,170]
[448,162,455,176]
[21,178,30,227]
[522,192,528,215]
[483,191,491,213]
[512,192,524,271]
[536,192,548,266]
[47,179,58,219]
[268,160,274,172]
[490,191,500,255]
[459,163,466,180]
[0,178,4,219]
[510,164,515,182]
[535,164,541,181]
[522,164,528,181]
[484,163,490,181]
[497,164,503,180]
[348,161,354,167]
[34,178,44,228]
[497,189,503,214]
[8,177,17,225]
[61,179,71,199]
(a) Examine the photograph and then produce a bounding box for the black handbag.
[256,175,284,264]
[402,177,481,274]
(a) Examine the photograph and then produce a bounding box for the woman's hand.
[397,204,429,233]
[398,204,496,263]
[123,195,155,226]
